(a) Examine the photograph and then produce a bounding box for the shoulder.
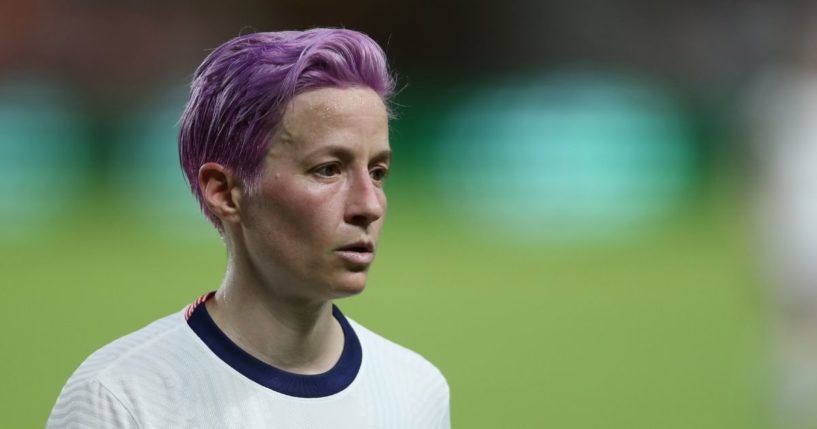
[48,310,193,426]
[72,310,188,382]
[348,318,450,427]
[349,317,449,390]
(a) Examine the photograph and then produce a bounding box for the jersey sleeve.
[419,369,451,429]
[46,377,138,429]
[437,379,451,429]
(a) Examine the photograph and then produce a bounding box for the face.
[236,86,390,302]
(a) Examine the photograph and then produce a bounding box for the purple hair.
[179,28,394,230]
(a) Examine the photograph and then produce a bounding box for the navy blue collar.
[187,302,362,398]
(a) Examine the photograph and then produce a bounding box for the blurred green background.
[0,80,769,428]
[4,1,814,428]
[2,169,768,429]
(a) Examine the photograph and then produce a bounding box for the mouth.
[335,241,375,266]
[337,241,374,253]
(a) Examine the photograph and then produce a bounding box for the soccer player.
[47,29,450,428]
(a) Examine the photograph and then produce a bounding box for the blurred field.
[1,179,767,428]
[2,1,812,427]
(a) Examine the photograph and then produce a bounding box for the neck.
[205,259,344,375]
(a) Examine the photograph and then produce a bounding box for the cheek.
[257,180,340,243]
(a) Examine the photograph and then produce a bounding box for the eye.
[314,163,341,178]
[370,166,389,182]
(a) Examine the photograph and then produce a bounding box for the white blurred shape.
[746,67,817,429]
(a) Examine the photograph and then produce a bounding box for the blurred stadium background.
[4,1,817,427]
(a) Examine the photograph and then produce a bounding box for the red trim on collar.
[185,291,215,321]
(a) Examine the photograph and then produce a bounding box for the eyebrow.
[304,145,392,163]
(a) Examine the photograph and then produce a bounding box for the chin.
[327,272,368,298]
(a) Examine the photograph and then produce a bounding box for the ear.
[198,162,242,226]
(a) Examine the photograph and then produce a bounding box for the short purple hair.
[179,28,394,230]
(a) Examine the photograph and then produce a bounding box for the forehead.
[268,87,389,161]
[279,87,388,137]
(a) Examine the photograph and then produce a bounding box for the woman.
[48,29,450,428]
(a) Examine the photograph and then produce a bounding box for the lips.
[337,241,374,253]
[335,241,375,266]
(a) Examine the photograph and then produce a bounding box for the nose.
[344,168,386,227]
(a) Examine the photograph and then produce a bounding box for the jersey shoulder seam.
[94,313,186,378]
[94,376,141,429]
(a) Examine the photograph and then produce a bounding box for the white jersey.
[47,294,450,428]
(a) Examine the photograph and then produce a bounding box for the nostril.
[347,212,377,227]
